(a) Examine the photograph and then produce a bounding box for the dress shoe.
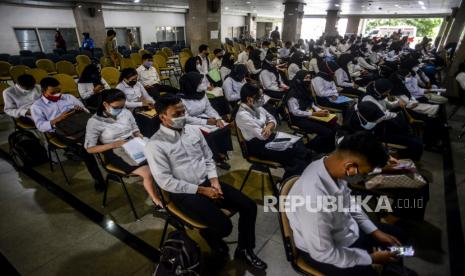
[234,248,267,270]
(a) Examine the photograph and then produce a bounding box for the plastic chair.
[56,60,77,78]
[101,67,120,88]
[20,57,36,68]
[153,54,177,81]
[25,68,48,84]
[53,74,79,98]
[0,82,10,113]
[9,65,30,83]
[130,53,142,66]
[0,61,12,82]
[36,59,57,75]
[76,54,91,67]
[120,58,136,70]
[44,133,71,185]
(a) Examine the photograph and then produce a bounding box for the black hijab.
[179,71,204,100]
[388,69,412,97]
[221,52,235,70]
[184,57,200,73]
[261,52,281,85]
[316,71,333,82]
[320,60,340,76]
[289,51,304,68]
[228,64,248,82]
[78,64,102,85]
[249,49,262,70]
[365,78,392,100]
[285,70,313,111]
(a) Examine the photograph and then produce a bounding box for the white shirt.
[136,65,160,87]
[116,81,154,109]
[287,63,300,80]
[287,157,377,268]
[311,77,338,97]
[235,103,276,141]
[181,94,221,125]
[357,57,377,71]
[31,94,88,133]
[220,67,231,82]
[334,68,353,88]
[222,77,245,102]
[260,70,282,92]
[404,77,426,99]
[287,97,320,117]
[260,48,268,61]
[456,72,465,91]
[347,62,362,79]
[361,95,398,120]
[84,109,139,148]
[246,60,261,75]
[145,125,217,194]
[278,47,291,58]
[308,58,319,73]
[77,78,111,100]
[196,55,209,74]
[237,51,249,64]
[3,84,41,118]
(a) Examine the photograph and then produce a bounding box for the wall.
[0,4,76,54]
[221,14,246,42]
[102,10,185,45]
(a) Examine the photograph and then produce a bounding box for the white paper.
[122,137,147,165]
[199,121,229,133]
[210,30,219,39]
[265,132,301,151]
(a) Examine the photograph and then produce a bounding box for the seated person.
[322,61,364,97]
[246,49,263,79]
[259,53,289,99]
[210,48,223,71]
[285,70,337,153]
[220,52,235,82]
[235,83,310,180]
[347,55,377,87]
[222,64,247,107]
[3,74,41,123]
[311,71,352,113]
[77,64,110,109]
[288,131,406,276]
[287,51,304,80]
[309,47,325,74]
[116,68,155,110]
[361,79,423,161]
[278,41,292,60]
[31,77,105,190]
[178,72,233,169]
[237,45,253,65]
[84,89,162,207]
[404,68,448,104]
[136,54,179,99]
[145,95,267,270]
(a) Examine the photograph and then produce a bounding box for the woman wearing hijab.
[78,64,111,109]
[285,70,337,153]
[246,49,262,80]
[220,52,235,82]
[347,51,377,87]
[259,52,289,99]
[308,47,324,74]
[287,51,304,80]
[311,70,353,113]
[178,71,233,169]
[223,64,247,106]
[320,60,364,97]
[361,79,423,161]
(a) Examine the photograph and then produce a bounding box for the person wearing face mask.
[145,95,267,270]
[78,64,111,110]
[219,52,235,82]
[309,47,325,74]
[285,70,337,153]
[222,64,248,106]
[311,70,353,114]
[259,52,289,99]
[260,41,271,61]
[210,48,224,71]
[235,83,311,180]
[3,74,41,123]
[84,89,163,208]
[321,61,364,98]
[196,44,210,74]
[31,77,105,191]
[287,51,304,81]
[116,68,155,110]
[246,49,262,79]
[287,131,407,276]
[178,71,233,170]
[136,54,179,99]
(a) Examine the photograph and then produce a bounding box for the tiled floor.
[0,104,463,275]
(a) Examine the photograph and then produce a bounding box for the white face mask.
[196,80,209,92]
[170,116,186,129]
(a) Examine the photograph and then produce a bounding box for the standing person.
[104,30,118,67]
[270,26,280,45]
[127,29,135,50]
[55,30,67,52]
[144,95,267,270]
[136,54,179,99]
[81,33,94,53]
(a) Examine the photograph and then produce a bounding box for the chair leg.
[261,172,265,200]
[48,146,54,172]
[119,178,139,220]
[240,166,253,191]
[267,168,278,196]
[55,149,70,185]
[102,174,110,207]
[159,219,169,248]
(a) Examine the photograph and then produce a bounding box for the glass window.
[155,26,185,43]
[14,28,41,52]
[106,27,141,48]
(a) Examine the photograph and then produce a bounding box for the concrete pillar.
[186,0,222,55]
[435,16,449,48]
[445,38,465,98]
[73,3,106,49]
[345,16,361,35]
[444,1,465,46]
[282,1,305,42]
[439,7,459,50]
[245,13,257,40]
[324,9,340,37]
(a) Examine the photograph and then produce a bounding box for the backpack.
[55,110,92,143]
[8,130,49,168]
[153,230,201,276]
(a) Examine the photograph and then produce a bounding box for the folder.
[309,113,337,123]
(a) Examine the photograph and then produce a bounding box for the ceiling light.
[225,6,229,10]
[418,1,424,5]
[421,6,426,9]
[77,4,82,8]
[246,1,251,4]
[335,4,340,7]
[394,4,399,7]
[134,0,140,3]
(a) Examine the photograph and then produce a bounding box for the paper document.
[329,95,353,104]
[265,132,301,151]
[138,109,157,118]
[310,113,337,123]
[199,121,229,134]
[122,137,148,165]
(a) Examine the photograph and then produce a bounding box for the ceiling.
[2,0,462,17]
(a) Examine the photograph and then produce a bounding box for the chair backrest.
[76,54,92,67]
[101,67,120,88]
[0,61,11,77]
[162,47,174,57]
[179,51,192,60]
[25,68,48,83]
[156,50,169,60]
[53,74,79,98]
[0,82,10,113]
[76,63,87,77]
[234,122,250,159]
[153,54,168,68]
[56,60,77,76]
[35,59,56,73]
[138,49,151,57]
[120,58,136,70]
[100,56,114,68]
[179,56,190,73]
[130,53,142,66]
[9,65,30,83]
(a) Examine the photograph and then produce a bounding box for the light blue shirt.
[222,77,245,102]
[31,94,87,132]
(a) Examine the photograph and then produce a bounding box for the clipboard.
[309,113,337,123]
[137,108,157,118]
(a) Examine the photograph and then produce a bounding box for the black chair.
[19,50,33,57]
[20,57,36,68]
[0,54,10,62]
[62,54,76,64]
[53,48,66,56]
[32,52,47,59]
[9,55,21,65]
[46,53,61,63]
[67,50,80,56]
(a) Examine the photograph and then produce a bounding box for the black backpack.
[9,130,49,168]
[55,110,92,143]
[154,230,201,276]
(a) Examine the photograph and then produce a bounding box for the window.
[14,27,79,53]
[155,26,185,43]
[14,28,41,52]
[105,27,141,48]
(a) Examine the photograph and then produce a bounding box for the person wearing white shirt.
[196,44,210,74]
[136,54,179,99]
[235,83,310,180]
[237,46,253,64]
[260,53,289,99]
[278,41,292,60]
[259,41,270,61]
[210,48,223,71]
[246,49,262,78]
[179,72,233,169]
[219,52,235,82]
[347,57,377,87]
[77,64,111,109]
[288,131,405,275]
[322,61,364,97]
[309,48,325,74]
[3,74,40,121]
[31,77,105,190]
[222,64,247,105]
[287,51,304,81]
[455,63,465,91]
[144,95,267,270]
[116,68,155,110]
[84,89,162,207]
[312,71,352,113]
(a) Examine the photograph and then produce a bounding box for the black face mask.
[128,80,137,87]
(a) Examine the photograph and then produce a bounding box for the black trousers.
[316,96,352,117]
[263,89,285,100]
[409,110,445,147]
[246,137,311,180]
[340,86,365,97]
[299,223,407,276]
[146,84,179,100]
[169,180,257,249]
[292,116,337,153]
[203,126,233,162]
[209,96,231,117]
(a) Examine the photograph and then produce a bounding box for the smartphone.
[273,138,291,143]
[388,246,415,257]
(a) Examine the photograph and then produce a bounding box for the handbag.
[365,159,427,190]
